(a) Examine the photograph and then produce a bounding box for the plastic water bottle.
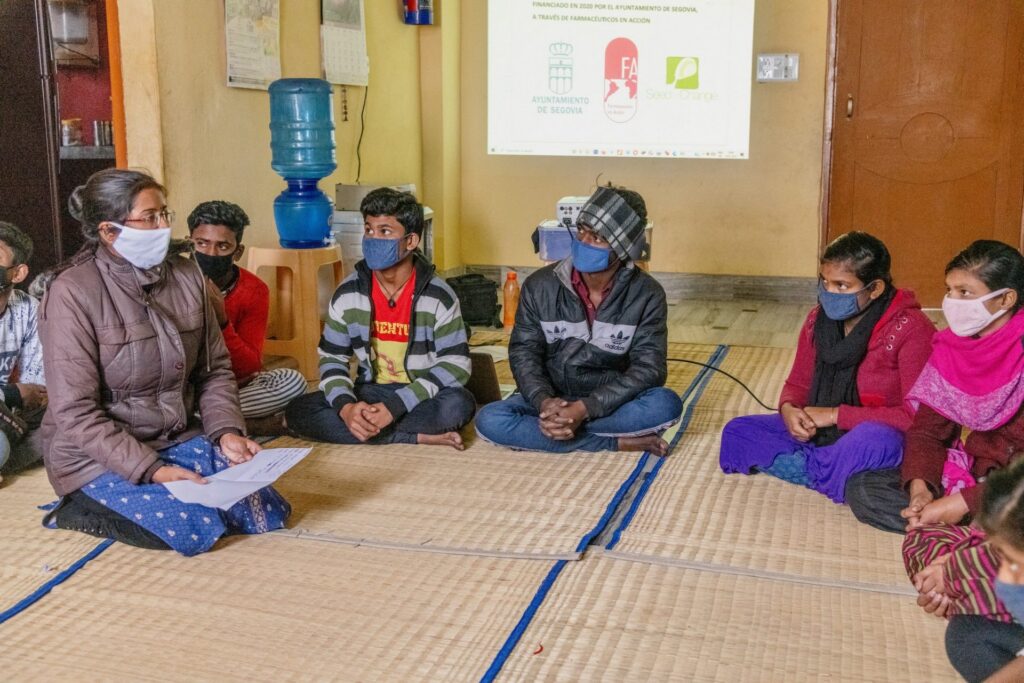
[503,271,519,331]
[268,78,337,248]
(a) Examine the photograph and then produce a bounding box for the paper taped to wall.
[321,0,369,86]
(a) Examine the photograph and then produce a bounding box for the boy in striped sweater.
[286,189,475,449]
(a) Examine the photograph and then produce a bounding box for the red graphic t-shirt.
[370,271,416,384]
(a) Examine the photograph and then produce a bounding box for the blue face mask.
[571,239,612,273]
[362,236,407,271]
[997,578,1024,623]
[817,281,870,321]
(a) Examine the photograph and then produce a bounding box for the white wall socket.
[757,53,799,82]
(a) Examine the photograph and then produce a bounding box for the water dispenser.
[268,78,337,248]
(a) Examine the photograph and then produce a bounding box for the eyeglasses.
[124,209,175,229]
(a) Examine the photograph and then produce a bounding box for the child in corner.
[0,221,47,482]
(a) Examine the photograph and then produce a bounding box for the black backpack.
[446,273,501,327]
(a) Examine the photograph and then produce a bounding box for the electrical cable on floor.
[354,84,368,183]
[667,358,776,411]
[465,345,776,412]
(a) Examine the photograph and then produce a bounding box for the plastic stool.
[245,245,344,380]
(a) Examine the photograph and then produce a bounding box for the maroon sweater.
[779,289,936,432]
[902,399,1024,515]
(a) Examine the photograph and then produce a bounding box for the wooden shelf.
[59,145,114,160]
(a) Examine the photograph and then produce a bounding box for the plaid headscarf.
[576,187,646,262]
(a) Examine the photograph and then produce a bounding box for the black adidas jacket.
[509,258,668,419]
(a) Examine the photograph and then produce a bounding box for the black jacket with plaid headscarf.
[508,257,668,419]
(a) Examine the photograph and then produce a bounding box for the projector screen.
[488,0,755,159]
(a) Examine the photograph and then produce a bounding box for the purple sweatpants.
[719,413,904,503]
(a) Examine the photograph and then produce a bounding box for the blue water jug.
[268,78,337,248]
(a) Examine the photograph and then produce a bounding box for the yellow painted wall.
[116,0,164,180]
[419,0,462,272]
[459,0,829,277]
[145,0,423,249]
[123,0,829,277]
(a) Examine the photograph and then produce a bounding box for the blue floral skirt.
[74,436,291,556]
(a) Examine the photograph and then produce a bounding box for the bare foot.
[618,435,670,456]
[417,432,466,450]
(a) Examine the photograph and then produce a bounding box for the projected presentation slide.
[488,0,755,159]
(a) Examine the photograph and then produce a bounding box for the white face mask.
[109,223,172,270]
[941,288,1011,337]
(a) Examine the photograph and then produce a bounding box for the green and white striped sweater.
[318,256,471,419]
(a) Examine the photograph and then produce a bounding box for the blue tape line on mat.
[572,346,729,552]
[572,346,727,552]
[480,559,569,683]
[479,345,730,679]
[605,344,730,550]
[0,538,115,626]
[573,451,650,552]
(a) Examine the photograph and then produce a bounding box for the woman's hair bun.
[68,185,86,223]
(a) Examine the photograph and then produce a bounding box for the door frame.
[817,0,1024,255]
[818,0,840,253]
[105,0,127,168]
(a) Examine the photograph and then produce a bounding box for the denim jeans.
[474,387,682,453]
[285,384,477,445]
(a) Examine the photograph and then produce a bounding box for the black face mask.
[0,265,14,294]
[194,251,235,282]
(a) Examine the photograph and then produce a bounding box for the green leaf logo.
[666,56,700,90]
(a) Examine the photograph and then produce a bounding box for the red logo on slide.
[604,38,638,123]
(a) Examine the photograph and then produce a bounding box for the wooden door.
[0,0,63,274]
[826,0,1024,305]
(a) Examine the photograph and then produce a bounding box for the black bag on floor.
[446,273,501,327]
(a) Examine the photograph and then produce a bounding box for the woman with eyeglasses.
[719,232,936,522]
[36,169,290,555]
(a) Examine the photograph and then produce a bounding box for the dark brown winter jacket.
[39,246,243,496]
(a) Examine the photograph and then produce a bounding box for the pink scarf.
[906,310,1024,431]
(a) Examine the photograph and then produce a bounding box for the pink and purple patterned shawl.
[906,311,1024,431]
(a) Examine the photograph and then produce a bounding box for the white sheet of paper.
[163,447,311,511]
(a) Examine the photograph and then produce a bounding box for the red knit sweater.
[778,289,936,432]
[222,267,269,382]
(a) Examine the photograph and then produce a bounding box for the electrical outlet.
[756,53,799,82]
